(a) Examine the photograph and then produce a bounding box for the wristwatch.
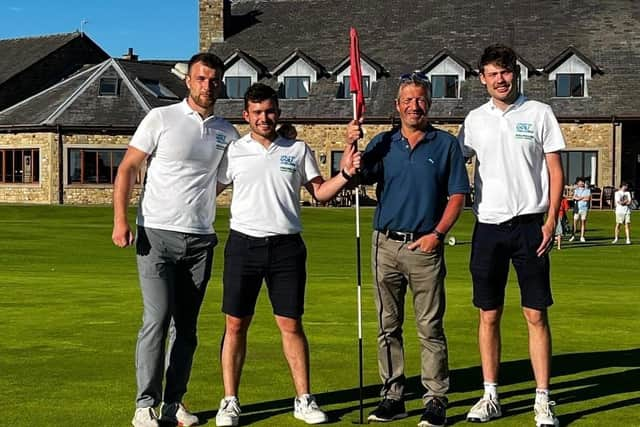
[432,229,445,241]
[341,168,353,180]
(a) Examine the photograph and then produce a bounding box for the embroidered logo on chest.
[279,155,297,173]
[514,122,535,141]
[215,133,227,150]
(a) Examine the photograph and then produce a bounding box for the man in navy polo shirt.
[347,73,469,427]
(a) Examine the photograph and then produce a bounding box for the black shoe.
[367,398,408,422]
[418,397,447,427]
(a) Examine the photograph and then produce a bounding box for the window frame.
[341,75,371,99]
[560,150,597,186]
[430,74,459,99]
[0,148,40,184]
[67,148,139,186]
[283,76,311,99]
[99,77,120,97]
[224,76,252,99]
[555,73,585,97]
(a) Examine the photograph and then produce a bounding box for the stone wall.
[199,0,228,51]
[560,122,614,188]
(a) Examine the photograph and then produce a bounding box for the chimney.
[199,0,230,52]
[122,47,138,61]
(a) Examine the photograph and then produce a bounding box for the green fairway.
[0,205,638,426]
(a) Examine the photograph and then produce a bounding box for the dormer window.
[420,50,474,100]
[284,76,310,99]
[99,77,120,96]
[272,50,324,100]
[545,47,601,98]
[225,76,251,99]
[341,75,371,99]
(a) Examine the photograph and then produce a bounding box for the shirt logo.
[215,133,228,150]
[279,155,297,173]
[515,122,535,141]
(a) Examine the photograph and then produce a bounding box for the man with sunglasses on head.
[459,45,564,427]
[346,73,469,427]
[113,52,239,427]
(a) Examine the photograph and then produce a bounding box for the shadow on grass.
[195,348,639,425]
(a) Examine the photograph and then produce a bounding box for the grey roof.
[0,59,187,127]
[0,32,107,86]
[207,0,640,121]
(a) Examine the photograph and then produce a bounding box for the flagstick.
[352,93,364,425]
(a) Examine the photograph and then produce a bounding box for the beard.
[190,92,215,109]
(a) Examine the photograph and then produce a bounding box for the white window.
[426,57,465,99]
[284,76,310,99]
[224,57,258,98]
[548,54,591,97]
[341,75,371,98]
[99,77,120,96]
[275,57,317,99]
[225,77,251,99]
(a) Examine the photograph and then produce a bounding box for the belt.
[230,229,300,242]
[496,213,544,227]
[381,229,429,243]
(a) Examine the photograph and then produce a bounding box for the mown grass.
[0,205,637,426]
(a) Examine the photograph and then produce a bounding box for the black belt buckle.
[385,230,414,243]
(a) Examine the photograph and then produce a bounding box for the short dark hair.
[244,83,279,110]
[479,44,518,74]
[187,52,224,75]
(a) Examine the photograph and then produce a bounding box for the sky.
[0,0,198,60]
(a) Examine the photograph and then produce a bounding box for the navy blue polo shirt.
[360,125,469,234]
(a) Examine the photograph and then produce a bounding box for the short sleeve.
[129,109,162,155]
[301,143,321,184]
[542,105,566,153]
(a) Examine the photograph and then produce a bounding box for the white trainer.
[132,407,159,427]
[580,237,586,242]
[534,400,559,427]
[216,397,241,427]
[466,397,502,423]
[294,394,328,424]
[612,239,618,244]
[568,235,575,242]
[161,402,199,426]
[626,239,632,245]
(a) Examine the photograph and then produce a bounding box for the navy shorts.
[222,229,307,318]
[469,215,553,310]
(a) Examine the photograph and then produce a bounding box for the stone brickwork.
[199,0,227,52]
[560,123,614,187]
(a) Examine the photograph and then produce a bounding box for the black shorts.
[222,229,307,318]
[469,215,553,310]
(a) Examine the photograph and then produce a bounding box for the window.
[225,77,251,99]
[431,75,458,98]
[556,74,584,97]
[137,78,179,100]
[331,151,343,176]
[283,76,310,99]
[341,75,371,99]
[99,77,120,96]
[561,151,597,186]
[1,148,39,184]
[68,148,137,185]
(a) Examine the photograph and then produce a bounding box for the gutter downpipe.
[57,125,64,204]
[611,116,617,187]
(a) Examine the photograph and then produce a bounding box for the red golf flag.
[349,27,365,120]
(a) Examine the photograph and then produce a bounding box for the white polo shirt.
[217,134,321,237]
[460,95,565,224]
[130,99,239,234]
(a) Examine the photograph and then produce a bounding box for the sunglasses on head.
[399,71,430,84]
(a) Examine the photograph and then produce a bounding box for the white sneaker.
[466,397,502,423]
[161,402,199,426]
[534,400,559,427]
[132,407,159,427]
[626,239,631,245]
[568,235,575,242]
[294,394,328,424]
[612,239,618,244]
[216,397,241,427]
[580,237,586,242]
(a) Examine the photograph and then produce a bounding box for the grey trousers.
[371,231,450,404]
[135,226,217,408]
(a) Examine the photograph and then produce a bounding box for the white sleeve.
[300,143,321,184]
[542,105,566,153]
[216,145,233,185]
[129,109,162,155]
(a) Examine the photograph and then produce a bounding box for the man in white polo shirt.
[112,53,239,427]
[459,45,565,427]
[214,83,360,426]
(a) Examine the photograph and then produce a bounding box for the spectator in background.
[612,182,632,244]
[569,177,590,242]
[555,197,570,250]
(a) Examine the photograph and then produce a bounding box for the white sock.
[483,382,498,400]
[535,388,550,404]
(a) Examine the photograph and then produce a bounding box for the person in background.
[555,197,570,250]
[569,177,590,242]
[612,182,632,244]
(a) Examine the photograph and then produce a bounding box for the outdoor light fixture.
[319,152,327,164]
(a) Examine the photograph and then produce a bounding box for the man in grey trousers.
[346,72,469,427]
[112,52,239,427]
